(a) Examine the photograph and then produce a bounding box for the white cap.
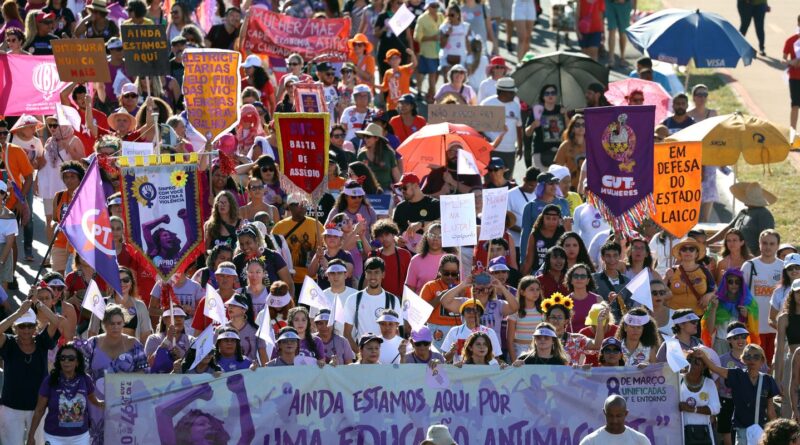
[783,253,800,269]
[242,55,262,69]
[277,330,301,342]
[216,331,240,341]
[548,164,571,182]
[282,75,300,87]
[120,83,138,96]
[162,308,187,318]
[424,0,441,7]
[14,309,37,325]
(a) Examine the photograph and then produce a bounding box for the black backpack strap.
[354,290,364,333]
[745,260,756,292]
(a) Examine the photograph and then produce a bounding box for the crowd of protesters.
[0,0,795,444]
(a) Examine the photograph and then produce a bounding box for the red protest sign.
[274,113,329,195]
[243,6,350,62]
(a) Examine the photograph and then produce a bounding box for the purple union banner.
[585,106,656,234]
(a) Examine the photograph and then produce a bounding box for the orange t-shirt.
[1,144,33,209]
[349,53,376,86]
[53,189,73,249]
[390,115,427,143]
[381,64,414,111]
[420,278,462,326]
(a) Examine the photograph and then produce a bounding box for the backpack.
[353,290,402,336]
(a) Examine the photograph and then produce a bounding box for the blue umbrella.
[626,9,756,68]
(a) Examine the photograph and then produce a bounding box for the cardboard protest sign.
[274,113,329,197]
[182,49,240,142]
[428,104,506,132]
[651,142,702,238]
[243,5,350,62]
[121,25,170,77]
[51,38,110,82]
[440,193,477,247]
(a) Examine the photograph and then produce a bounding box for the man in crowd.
[579,395,650,444]
[205,7,242,49]
[392,173,440,233]
[481,78,523,175]
[272,194,325,295]
[661,93,695,134]
[343,257,403,352]
[742,229,784,365]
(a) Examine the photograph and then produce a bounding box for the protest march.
[0,0,800,443]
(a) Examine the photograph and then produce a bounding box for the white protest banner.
[299,275,332,310]
[388,4,415,36]
[81,279,106,320]
[402,286,434,332]
[440,193,476,247]
[188,324,215,371]
[479,187,508,241]
[204,283,228,325]
[121,141,154,156]
[457,149,480,175]
[626,268,652,311]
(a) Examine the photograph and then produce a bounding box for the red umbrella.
[397,123,493,180]
[604,78,671,124]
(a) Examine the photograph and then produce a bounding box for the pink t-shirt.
[405,252,446,293]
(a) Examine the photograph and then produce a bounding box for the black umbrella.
[512,51,609,110]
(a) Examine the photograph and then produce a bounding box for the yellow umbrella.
[666,112,791,166]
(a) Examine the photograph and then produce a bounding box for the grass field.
[677,67,799,245]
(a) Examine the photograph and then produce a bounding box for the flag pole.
[33,225,61,286]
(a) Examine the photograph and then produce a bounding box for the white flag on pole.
[664,337,690,373]
[81,279,106,321]
[298,276,332,310]
[204,284,228,325]
[328,292,347,328]
[387,3,415,36]
[188,324,215,371]
[457,149,480,175]
[402,286,434,332]
[255,308,276,362]
[625,268,653,311]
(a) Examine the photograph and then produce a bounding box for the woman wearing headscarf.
[236,104,266,159]
[703,268,759,355]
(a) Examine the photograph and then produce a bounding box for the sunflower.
[170,169,188,188]
[541,300,553,313]
[551,293,565,305]
[562,296,574,311]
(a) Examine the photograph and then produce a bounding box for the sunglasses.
[603,348,621,353]
[726,278,742,285]
[59,355,77,362]
[693,92,708,97]
[680,246,698,252]
[17,323,36,329]
[651,290,668,296]
[474,287,491,294]
[543,90,557,96]
[288,62,301,66]
[120,277,132,284]
[249,184,264,191]
[426,234,442,240]
[122,94,138,99]
[572,273,589,280]
[441,271,459,277]
[573,122,585,128]
[742,353,763,361]
[414,341,431,347]
[787,265,800,273]
[47,123,59,129]
[0,131,8,136]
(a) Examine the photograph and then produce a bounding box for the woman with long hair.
[507,276,545,359]
[346,161,383,194]
[231,224,293,295]
[5,27,27,54]
[534,246,569,300]
[223,294,267,365]
[214,326,253,371]
[538,293,601,364]
[251,156,285,209]
[80,304,148,445]
[564,263,602,332]
[0,0,23,36]
[558,231,595,272]
[514,322,569,365]
[522,204,566,275]
[460,331,498,365]
[239,176,276,223]
[43,0,76,37]
[355,123,400,191]
[775,279,800,416]
[203,191,241,250]
[267,327,302,366]
[166,2,193,41]
[286,307,326,364]
[27,344,103,445]
[35,284,77,351]
[625,236,655,280]
[771,254,800,327]
[615,307,660,367]
[389,94,427,143]
[716,228,751,284]
[406,224,457,293]
[88,267,152,345]
[650,279,675,337]
[552,114,586,187]
[655,309,704,362]
[525,86,568,170]
[144,307,192,373]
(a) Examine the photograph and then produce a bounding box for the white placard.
[664,337,690,373]
[440,193,477,247]
[457,149,480,175]
[203,283,228,325]
[81,279,107,321]
[121,141,154,156]
[188,324,215,371]
[402,286,434,332]
[388,4,415,36]
[479,187,508,241]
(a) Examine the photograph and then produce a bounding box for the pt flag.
[585,105,656,234]
[60,160,122,295]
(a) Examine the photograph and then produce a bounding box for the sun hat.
[348,33,374,54]
[384,48,402,62]
[420,425,456,445]
[107,108,136,132]
[355,122,387,142]
[778,244,798,257]
[729,182,777,207]
[495,77,517,93]
[486,56,508,75]
[86,0,109,13]
[670,237,706,261]
[10,114,43,133]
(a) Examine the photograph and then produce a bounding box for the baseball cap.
[487,157,506,170]
[399,94,416,105]
[316,62,334,73]
[411,326,434,343]
[488,256,510,272]
[13,309,36,325]
[601,337,622,350]
[353,84,371,96]
[242,55,262,69]
[393,173,420,188]
[536,172,558,184]
[784,253,800,269]
[120,83,138,97]
[35,11,55,23]
[548,164,570,182]
[106,37,123,50]
[358,333,384,348]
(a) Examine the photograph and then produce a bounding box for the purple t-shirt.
[317,334,356,364]
[217,356,252,372]
[39,374,95,436]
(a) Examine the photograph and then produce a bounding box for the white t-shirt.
[340,106,372,141]
[741,257,784,334]
[480,96,522,153]
[379,335,403,364]
[573,203,610,249]
[507,186,536,246]
[151,279,205,315]
[478,77,498,104]
[440,324,501,362]
[770,286,790,312]
[466,53,489,91]
[680,377,720,432]
[310,286,357,336]
[0,218,18,240]
[439,22,470,60]
[343,290,403,340]
[318,82,339,124]
[37,146,68,200]
[579,427,651,445]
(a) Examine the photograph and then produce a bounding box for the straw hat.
[348,33,373,54]
[355,123,387,142]
[107,108,137,132]
[670,237,706,261]
[729,182,777,207]
[86,0,109,14]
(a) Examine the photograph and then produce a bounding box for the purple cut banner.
[105,364,682,444]
[585,106,656,234]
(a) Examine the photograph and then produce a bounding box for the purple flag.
[585,106,655,234]
[61,160,122,295]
